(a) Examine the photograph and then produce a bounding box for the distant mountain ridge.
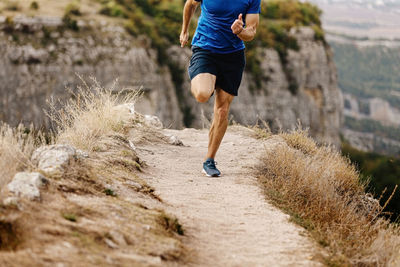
[308,0,400,40]
[308,0,400,12]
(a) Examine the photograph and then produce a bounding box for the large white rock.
[7,172,48,201]
[31,144,76,174]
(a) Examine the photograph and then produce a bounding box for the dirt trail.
[137,127,321,266]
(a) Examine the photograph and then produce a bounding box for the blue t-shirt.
[192,0,261,54]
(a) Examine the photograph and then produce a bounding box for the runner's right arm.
[180,0,200,48]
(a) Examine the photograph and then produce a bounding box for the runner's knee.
[193,88,212,103]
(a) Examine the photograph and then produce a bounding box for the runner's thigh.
[191,73,216,96]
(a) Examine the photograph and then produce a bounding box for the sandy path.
[137,127,321,266]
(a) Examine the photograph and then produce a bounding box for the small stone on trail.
[167,135,184,146]
[104,238,119,249]
[144,115,163,129]
[7,172,49,201]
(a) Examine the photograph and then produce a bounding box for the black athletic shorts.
[188,46,246,96]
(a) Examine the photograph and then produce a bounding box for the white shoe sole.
[202,169,221,177]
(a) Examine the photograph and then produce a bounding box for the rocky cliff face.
[0,16,342,146]
[0,16,183,129]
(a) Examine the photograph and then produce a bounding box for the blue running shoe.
[202,158,221,177]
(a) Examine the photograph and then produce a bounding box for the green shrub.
[104,188,117,197]
[30,1,39,10]
[62,15,79,31]
[65,1,81,16]
[312,24,324,41]
[99,1,126,17]
[62,213,77,222]
[261,0,322,27]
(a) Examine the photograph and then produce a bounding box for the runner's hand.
[231,13,244,35]
[180,31,189,47]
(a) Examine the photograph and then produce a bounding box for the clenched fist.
[231,13,244,35]
[180,31,189,48]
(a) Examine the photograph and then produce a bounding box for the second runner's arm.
[180,0,200,47]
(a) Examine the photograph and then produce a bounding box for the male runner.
[180,0,260,177]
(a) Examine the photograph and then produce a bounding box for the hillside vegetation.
[257,128,400,266]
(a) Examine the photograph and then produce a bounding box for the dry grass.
[248,120,272,140]
[257,129,400,266]
[47,78,139,152]
[0,78,186,265]
[0,123,46,192]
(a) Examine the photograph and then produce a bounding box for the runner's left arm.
[180,0,200,47]
[231,13,259,42]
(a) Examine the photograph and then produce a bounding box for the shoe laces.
[206,160,217,169]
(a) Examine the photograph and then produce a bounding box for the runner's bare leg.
[191,74,233,160]
[206,87,234,160]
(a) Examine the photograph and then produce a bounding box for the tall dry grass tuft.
[0,124,46,191]
[258,129,400,266]
[48,78,139,152]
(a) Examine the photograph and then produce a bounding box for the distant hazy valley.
[309,0,400,155]
[309,0,400,40]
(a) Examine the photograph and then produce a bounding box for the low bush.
[30,1,39,10]
[99,1,126,18]
[65,1,81,16]
[47,78,138,152]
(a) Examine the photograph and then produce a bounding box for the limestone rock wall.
[0,16,183,129]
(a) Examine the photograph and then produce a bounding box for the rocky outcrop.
[31,144,77,174]
[0,16,342,147]
[343,93,400,126]
[7,172,48,201]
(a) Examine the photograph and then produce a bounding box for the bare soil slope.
[137,127,321,266]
